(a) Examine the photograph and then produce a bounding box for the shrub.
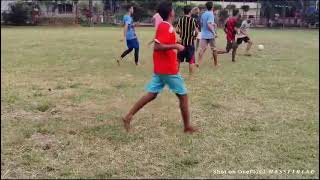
[218,8,229,25]
[4,2,32,25]
[213,4,222,11]
[226,4,236,10]
[241,5,250,12]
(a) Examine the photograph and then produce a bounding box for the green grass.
[1,27,319,179]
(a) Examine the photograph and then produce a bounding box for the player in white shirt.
[236,18,253,56]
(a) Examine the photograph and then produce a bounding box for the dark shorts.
[237,36,250,44]
[226,41,238,53]
[177,45,195,64]
[126,38,139,49]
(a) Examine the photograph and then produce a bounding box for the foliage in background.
[218,8,229,26]
[2,1,32,25]
[226,4,236,10]
[213,4,222,11]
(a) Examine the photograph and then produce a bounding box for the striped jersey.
[176,16,197,46]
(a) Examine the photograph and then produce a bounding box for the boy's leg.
[134,48,139,65]
[213,50,218,66]
[165,74,197,133]
[123,92,158,131]
[209,39,218,66]
[245,39,253,55]
[123,74,164,131]
[231,42,238,62]
[177,49,185,70]
[187,46,195,76]
[120,48,133,58]
[176,94,197,133]
[117,48,133,65]
[195,39,200,51]
[197,39,207,67]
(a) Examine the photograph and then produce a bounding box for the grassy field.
[1,27,319,179]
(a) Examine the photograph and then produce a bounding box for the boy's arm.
[154,41,184,51]
[207,14,215,33]
[239,28,247,36]
[122,24,128,41]
[176,19,181,34]
[193,19,199,37]
[224,22,228,33]
[207,22,215,33]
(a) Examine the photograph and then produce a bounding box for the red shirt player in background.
[123,2,197,134]
[222,9,241,62]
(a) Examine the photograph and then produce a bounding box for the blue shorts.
[126,38,139,49]
[145,74,187,95]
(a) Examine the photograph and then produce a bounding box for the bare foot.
[195,64,200,68]
[122,116,132,132]
[184,126,198,134]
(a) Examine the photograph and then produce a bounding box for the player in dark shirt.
[176,5,199,77]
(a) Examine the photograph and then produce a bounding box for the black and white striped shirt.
[177,16,197,46]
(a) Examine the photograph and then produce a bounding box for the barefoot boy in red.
[123,2,197,133]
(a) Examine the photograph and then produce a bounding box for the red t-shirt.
[226,17,238,42]
[153,21,178,75]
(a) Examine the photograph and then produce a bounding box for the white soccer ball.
[258,44,264,51]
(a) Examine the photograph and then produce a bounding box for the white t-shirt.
[237,20,251,38]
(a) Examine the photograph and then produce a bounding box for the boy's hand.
[175,44,185,52]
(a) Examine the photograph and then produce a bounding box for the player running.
[237,17,253,56]
[176,5,199,77]
[197,1,218,67]
[117,5,140,66]
[221,9,241,62]
[122,2,197,134]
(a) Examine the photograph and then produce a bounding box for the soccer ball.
[258,44,264,51]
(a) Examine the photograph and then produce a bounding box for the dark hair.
[126,4,133,11]
[232,9,239,16]
[247,19,251,24]
[158,1,173,21]
[184,5,192,15]
[205,1,213,10]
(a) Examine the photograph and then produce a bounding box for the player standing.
[122,2,197,134]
